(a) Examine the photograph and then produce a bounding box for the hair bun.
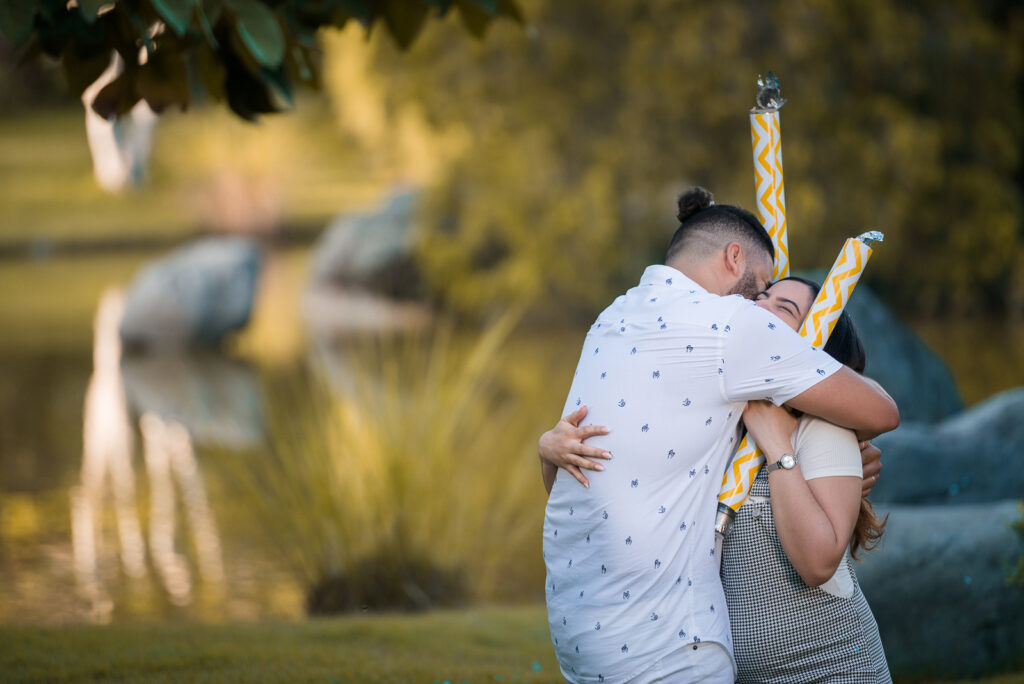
[677,187,715,223]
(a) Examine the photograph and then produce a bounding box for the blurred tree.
[335,0,1023,320]
[0,0,522,121]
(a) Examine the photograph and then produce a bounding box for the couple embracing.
[538,188,897,683]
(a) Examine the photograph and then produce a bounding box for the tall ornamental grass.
[227,315,559,612]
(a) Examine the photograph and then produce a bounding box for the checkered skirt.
[721,470,891,683]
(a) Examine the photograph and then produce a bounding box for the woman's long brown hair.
[850,498,887,560]
[778,276,888,559]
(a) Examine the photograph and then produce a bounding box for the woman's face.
[754,280,815,332]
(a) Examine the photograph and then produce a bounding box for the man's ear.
[723,242,744,277]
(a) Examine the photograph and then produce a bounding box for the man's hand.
[538,406,611,488]
[860,440,882,497]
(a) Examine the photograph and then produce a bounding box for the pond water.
[0,248,576,624]
[1,248,1020,625]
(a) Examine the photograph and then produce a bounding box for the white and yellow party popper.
[750,71,790,281]
[714,231,885,539]
[713,72,792,542]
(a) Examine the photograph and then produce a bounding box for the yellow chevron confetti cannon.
[714,230,884,537]
[750,72,790,280]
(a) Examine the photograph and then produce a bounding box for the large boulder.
[856,500,1024,678]
[870,388,1024,505]
[802,270,963,423]
[120,237,261,349]
[309,189,420,299]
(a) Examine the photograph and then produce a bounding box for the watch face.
[780,454,796,469]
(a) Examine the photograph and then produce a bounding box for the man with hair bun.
[537,187,898,683]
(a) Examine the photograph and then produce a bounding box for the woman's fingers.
[572,454,605,472]
[563,405,589,427]
[573,424,610,440]
[575,443,612,460]
[566,464,590,488]
[860,440,882,496]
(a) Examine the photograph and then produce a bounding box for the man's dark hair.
[665,187,775,263]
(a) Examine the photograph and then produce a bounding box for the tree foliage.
[340,0,1023,320]
[0,0,521,120]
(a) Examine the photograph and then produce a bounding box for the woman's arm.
[742,401,862,586]
[538,406,611,492]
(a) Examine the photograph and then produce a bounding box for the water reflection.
[70,289,228,621]
[2,253,571,624]
[71,289,143,621]
[140,413,224,606]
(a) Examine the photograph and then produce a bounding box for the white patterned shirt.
[543,264,842,683]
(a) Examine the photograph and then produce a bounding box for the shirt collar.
[638,264,707,293]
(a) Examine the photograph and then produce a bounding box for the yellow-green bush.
[223,316,574,611]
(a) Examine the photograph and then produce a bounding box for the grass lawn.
[1,605,1022,683]
[1,606,561,683]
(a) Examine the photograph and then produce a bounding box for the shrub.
[224,314,559,612]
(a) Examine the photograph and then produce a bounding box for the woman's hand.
[860,440,882,497]
[538,406,611,488]
[741,400,798,462]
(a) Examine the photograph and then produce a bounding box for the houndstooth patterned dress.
[721,469,891,683]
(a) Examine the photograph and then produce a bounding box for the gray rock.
[856,500,1024,678]
[120,237,261,348]
[801,270,963,423]
[310,189,420,299]
[870,388,1024,505]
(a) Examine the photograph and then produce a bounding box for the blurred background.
[1,0,1022,679]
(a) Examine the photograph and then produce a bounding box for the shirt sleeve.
[720,302,842,406]
[793,416,863,480]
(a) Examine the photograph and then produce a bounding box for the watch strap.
[765,453,796,472]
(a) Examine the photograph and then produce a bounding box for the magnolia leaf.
[201,0,225,25]
[281,5,319,48]
[62,45,114,95]
[336,0,370,24]
[136,47,190,112]
[149,0,194,36]
[92,70,141,119]
[228,0,285,67]
[469,0,496,14]
[194,41,226,101]
[381,0,430,50]
[224,55,275,121]
[0,2,36,45]
[284,43,313,83]
[227,25,264,75]
[194,0,219,46]
[259,65,293,110]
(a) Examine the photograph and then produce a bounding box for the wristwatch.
[765,453,798,472]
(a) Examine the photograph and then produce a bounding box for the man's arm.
[786,367,899,440]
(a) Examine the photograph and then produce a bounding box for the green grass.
[1,606,562,683]
[1,605,1021,683]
